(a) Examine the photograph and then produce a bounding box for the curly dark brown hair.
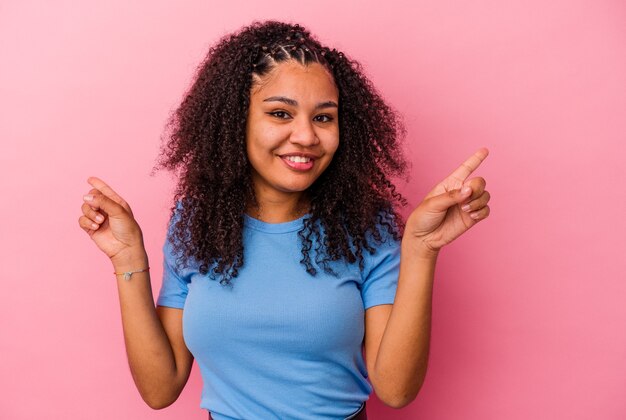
[153,20,408,285]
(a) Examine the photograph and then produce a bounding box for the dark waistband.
[208,401,367,420]
[346,401,367,420]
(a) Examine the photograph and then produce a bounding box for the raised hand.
[404,148,491,254]
[78,177,145,265]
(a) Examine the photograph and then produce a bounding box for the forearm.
[113,251,180,408]
[371,241,438,408]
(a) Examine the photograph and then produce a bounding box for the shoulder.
[364,211,403,251]
[358,218,401,277]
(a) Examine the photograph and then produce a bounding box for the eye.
[268,111,291,119]
[314,114,334,123]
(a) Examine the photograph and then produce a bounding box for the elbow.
[139,387,181,410]
[146,401,168,410]
[131,371,187,410]
[378,387,422,409]
[371,371,426,409]
[143,394,178,410]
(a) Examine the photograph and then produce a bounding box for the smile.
[284,156,311,163]
[280,155,315,171]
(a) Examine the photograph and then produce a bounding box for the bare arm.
[365,149,491,408]
[79,177,193,409]
[114,252,193,409]
[365,246,436,408]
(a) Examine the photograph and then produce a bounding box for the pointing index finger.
[447,147,489,182]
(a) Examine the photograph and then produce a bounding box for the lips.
[279,154,316,171]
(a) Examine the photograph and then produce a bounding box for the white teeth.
[285,156,311,163]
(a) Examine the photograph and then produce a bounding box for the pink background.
[1,1,625,418]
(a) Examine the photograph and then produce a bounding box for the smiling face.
[246,60,340,211]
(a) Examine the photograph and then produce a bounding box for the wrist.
[111,248,149,272]
[401,238,440,260]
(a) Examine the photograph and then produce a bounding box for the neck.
[247,189,309,224]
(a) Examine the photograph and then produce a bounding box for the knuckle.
[472,178,485,193]
[91,192,103,205]
[78,216,90,228]
[82,202,94,214]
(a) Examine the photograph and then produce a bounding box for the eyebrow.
[263,96,338,110]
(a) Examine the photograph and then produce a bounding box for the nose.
[289,117,319,147]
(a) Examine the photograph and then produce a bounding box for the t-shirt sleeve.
[360,233,401,310]
[156,208,189,309]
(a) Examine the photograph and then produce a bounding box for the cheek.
[247,128,272,154]
[250,126,284,152]
[325,134,340,158]
[317,140,339,173]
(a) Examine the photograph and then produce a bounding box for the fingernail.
[461,204,471,212]
[95,215,104,222]
[461,186,471,195]
[83,194,93,201]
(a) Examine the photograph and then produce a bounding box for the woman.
[79,21,490,419]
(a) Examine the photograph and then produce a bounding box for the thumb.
[426,185,472,212]
[83,191,127,218]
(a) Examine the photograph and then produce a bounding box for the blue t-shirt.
[156,213,400,419]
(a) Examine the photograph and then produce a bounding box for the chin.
[276,184,313,194]
[277,178,318,192]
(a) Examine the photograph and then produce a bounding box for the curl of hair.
[154,20,408,285]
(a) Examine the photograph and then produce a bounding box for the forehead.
[250,61,338,102]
